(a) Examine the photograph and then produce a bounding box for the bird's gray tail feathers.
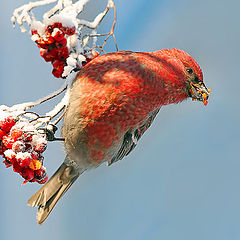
[28,162,80,225]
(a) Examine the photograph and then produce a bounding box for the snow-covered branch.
[8,0,117,136]
[1,0,118,184]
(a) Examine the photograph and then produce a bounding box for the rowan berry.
[0,116,16,132]
[55,37,67,48]
[23,133,33,142]
[4,149,16,163]
[16,153,32,167]
[12,162,23,173]
[52,68,63,78]
[0,129,6,139]
[57,47,69,61]
[40,48,55,62]
[34,142,47,153]
[37,175,48,184]
[53,22,63,29]
[63,26,76,35]
[3,159,12,168]
[29,159,42,170]
[34,167,46,180]
[10,128,23,140]
[2,135,16,149]
[43,33,55,45]
[31,151,39,160]
[0,144,7,155]
[12,141,25,153]
[36,39,48,49]
[21,168,35,181]
[52,29,65,41]
[46,25,53,33]
[31,29,38,35]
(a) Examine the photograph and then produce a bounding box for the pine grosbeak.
[28,49,210,224]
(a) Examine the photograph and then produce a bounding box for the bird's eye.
[186,68,194,74]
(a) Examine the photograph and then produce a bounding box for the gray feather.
[108,107,160,166]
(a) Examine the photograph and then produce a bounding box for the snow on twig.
[1,0,118,184]
[9,83,67,112]
[6,0,117,140]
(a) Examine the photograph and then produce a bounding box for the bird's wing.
[107,107,160,166]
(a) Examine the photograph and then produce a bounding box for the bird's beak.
[187,82,211,106]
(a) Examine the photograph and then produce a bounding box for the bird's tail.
[28,162,80,225]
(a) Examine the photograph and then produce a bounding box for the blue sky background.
[1,0,240,239]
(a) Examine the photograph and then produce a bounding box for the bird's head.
[164,48,211,106]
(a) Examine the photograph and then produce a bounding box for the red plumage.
[62,49,203,164]
[28,49,210,224]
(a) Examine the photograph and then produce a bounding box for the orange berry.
[202,93,208,100]
[203,100,208,106]
[36,39,48,49]
[29,159,42,170]
[10,128,23,140]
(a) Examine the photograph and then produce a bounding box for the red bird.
[28,49,210,224]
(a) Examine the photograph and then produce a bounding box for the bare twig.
[9,83,67,112]
[52,106,68,125]
[85,2,118,53]
[9,0,118,140]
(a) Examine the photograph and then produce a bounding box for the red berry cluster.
[0,115,48,184]
[31,22,76,78]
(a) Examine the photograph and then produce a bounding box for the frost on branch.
[0,109,48,184]
[1,0,118,184]
[11,0,117,79]
[0,83,69,184]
